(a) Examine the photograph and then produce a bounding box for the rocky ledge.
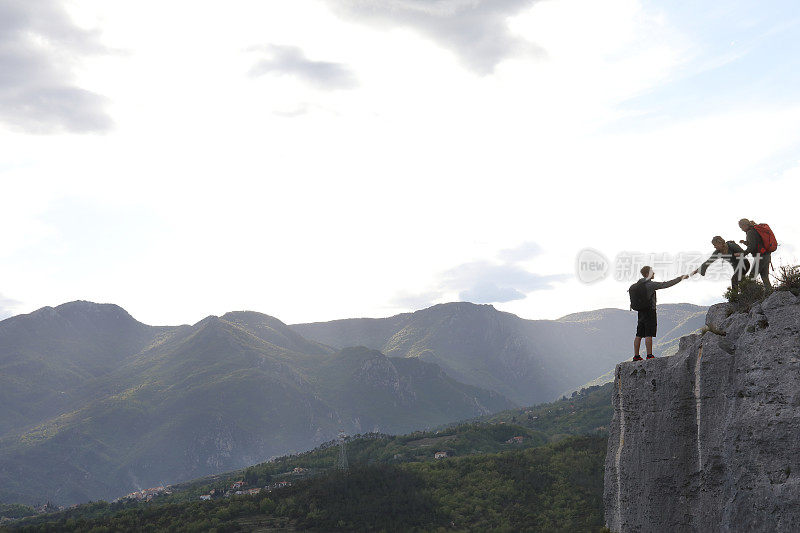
[604,291,800,532]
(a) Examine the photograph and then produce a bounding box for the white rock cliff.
[604,291,800,532]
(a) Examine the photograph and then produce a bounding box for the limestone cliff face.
[604,291,800,532]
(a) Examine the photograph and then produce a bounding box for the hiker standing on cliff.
[691,236,750,291]
[629,266,689,361]
[738,218,775,292]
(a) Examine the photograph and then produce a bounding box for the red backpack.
[753,223,777,253]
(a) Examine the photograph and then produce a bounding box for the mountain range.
[0,300,706,505]
[291,301,707,404]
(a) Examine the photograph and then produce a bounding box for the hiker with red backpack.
[738,219,777,292]
[629,266,689,361]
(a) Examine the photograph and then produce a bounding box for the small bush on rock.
[775,264,800,296]
[724,276,765,313]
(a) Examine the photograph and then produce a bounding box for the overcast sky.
[1,0,799,326]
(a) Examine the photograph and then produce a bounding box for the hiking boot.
[646,354,655,359]
[632,355,643,361]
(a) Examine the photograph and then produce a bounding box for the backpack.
[753,223,777,253]
[628,280,650,311]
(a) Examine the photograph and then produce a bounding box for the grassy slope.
[6,436,608,533]
[4,383,614,531]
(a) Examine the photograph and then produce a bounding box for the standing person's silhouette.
[630,266,688,361]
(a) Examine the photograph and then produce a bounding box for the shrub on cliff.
[724,264,800,313]
[724,276,765,313]
[775,264,800,296]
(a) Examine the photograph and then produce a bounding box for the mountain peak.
[221,310,285,325]
[418,302,497,315]
[56,299,107,309]
[54,300,135,320]
[12,300,142,330]
[193,315,222,327]
[220,311,333,355]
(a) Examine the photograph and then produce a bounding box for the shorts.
[636,308,657,338]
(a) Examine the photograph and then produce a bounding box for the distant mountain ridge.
[0,303,512,505]
[0,299,707,506]
[0,301,164,437]
[291,302,708,405]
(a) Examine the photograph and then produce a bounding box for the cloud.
[0,0,112,133]
[328,0,542,74]
[498,241,542,262]
[391,241,569,308]
[249,45,358,90]
[0,294,21,320]
[458,281,525,303]
[441,260,570,303]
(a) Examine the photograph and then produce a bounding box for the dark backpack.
[753,223,777,253]
[628,280,650,311]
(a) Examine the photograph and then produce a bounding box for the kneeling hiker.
[691,236,750,291]
[628,266,689,361]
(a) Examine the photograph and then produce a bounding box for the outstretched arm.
[650,275,686,290]
[697,251,720,276]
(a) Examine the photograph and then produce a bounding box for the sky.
[1,0,799,326]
